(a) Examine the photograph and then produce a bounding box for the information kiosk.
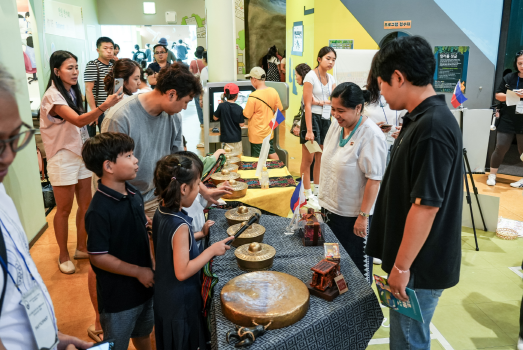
[202,81,289,165]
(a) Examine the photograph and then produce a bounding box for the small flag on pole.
[290,177,306,212]
[451,80,467,108]
[269,109,285,130]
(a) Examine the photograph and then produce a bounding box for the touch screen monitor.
[208,85,255,120]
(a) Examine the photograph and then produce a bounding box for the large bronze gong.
[220,271,310,329]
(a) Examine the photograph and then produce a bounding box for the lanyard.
[69,89,77,104]
[317,68,331,101]
[381,106,389,124]
[339,115,363,147]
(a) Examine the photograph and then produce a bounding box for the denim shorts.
[100,298,154,350]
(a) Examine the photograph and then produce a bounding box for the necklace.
[339,116,363,147]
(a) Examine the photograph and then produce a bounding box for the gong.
[234,242,275,270]
[227,222,265,247]
[220,271,310,329]
[225,206,262,226]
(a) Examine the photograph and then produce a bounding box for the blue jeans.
[390,275,443,350]
[194,95,203,125]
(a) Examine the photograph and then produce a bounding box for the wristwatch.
[359,211,370,218]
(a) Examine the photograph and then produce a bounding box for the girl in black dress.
[152,153,233,350]
[488,51,523,187]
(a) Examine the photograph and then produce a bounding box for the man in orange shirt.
[243,67,283,159]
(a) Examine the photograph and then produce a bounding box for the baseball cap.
[245,67,266,80]
[158,37,168,46]
[224,83,240,94]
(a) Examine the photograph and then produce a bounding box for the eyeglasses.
[0,122,36,157]
[155,51,166,55]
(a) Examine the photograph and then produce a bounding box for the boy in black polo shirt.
[365,36,462,349]
[213,83,245,155]
[83,133,154,350]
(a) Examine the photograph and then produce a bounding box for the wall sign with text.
[292,21,304,56]
[384,21,411,29]
[433,46,470,93]
[329,39,354,50]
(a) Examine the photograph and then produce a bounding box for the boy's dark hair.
[331,82,370,112]
[82,132,135,178]
[224,89,237,101]
[154,153,204,210]
[367,36,435,103]
[178,39,183,44]
[96,37,114,48]
[156,62,203,98]
[114,43,120,50]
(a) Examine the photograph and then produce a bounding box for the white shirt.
[303,70,336,116]
[184,194,208,249]
[319,119,388,216]
[0,184,58,350]
[267,56,280,65]
[200,67,209,88]
[365,95,407,128]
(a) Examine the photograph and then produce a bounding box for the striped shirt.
[84,59,112,107]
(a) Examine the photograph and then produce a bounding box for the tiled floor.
[30,101,523,349]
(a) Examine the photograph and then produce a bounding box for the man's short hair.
[367,36,435,103]
[155,62,203,99]
[96,37,114,49]
[178,39,183,44]
[375,36,435,85]
[82,132,135,178]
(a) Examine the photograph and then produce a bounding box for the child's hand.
[213,149,226,158]
[203,220,215,237]
[212,237,234,256]
[136,267,154,288]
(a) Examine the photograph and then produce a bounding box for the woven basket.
[496,228,519,240]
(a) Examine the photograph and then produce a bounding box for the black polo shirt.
[214,102,244,143]
[86,181,153,313]
[366,95,463,290]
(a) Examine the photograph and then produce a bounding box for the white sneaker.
[517,336,523,350]
[306,195,321,211]
[312,185,319,196]
[486,174,496,186]
[373,258,382,265]
[510,179,523,188]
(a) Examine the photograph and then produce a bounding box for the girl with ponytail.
[104,58,141,96]
[212,83,245,155]
[152,153,232,350]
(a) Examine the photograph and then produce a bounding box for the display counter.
[208,209,384,350]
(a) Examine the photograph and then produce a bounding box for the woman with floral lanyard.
[318,82,387,284]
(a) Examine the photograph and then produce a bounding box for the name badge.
[517,101,523,114]
[322,105,332,119]
[80,126,90,144]
[20,284,58,350]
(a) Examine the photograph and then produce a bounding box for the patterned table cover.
[208,209,383,350]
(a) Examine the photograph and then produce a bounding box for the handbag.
[42,183,56,209]
[290,103,303,137]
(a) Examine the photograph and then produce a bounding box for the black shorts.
[300,113,331,145]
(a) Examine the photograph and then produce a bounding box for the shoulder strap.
[85,60,101,110]
[248,95,274,114]
[0,226,7,319]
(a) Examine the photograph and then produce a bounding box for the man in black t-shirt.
[213,83,245,155]
[365,36,462,349]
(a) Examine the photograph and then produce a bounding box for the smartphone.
[114,78,124,95]
[380,124,393,129]
[81,340,115,350]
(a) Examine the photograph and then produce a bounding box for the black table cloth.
[208,209,383,350]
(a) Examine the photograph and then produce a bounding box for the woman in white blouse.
[319,82,387,284]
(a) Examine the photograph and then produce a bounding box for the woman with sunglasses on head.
[488,50,523,188]
[39,50,123,275]
[147,44,171,89]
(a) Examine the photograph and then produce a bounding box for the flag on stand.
[290,178,307,212]
[451,80,467,108]
[269,109,285,130]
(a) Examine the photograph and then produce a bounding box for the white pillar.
[205,0,237,82]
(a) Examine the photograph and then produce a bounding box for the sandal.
[87,324,103,342]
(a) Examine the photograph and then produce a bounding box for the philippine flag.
[290,179,307,212]
[269,109,286,130]
[451,80,468,108]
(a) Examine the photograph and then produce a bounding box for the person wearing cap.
[243,67,283,159]
[158,38,176,64]
[147,44,171,89]
[213,83,245,155]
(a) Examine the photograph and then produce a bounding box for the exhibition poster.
[433,46,469,93]
[292,21,304,56]
[329,39,354,50]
